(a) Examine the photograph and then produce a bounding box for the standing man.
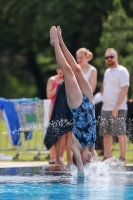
[100,48,130,164]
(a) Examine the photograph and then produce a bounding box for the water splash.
[1,116,133,137]
[70,156,127,179]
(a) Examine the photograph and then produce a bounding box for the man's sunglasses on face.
[105,56,115,60]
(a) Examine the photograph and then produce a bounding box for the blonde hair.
[76,47,93,61]
[105,48,118,56]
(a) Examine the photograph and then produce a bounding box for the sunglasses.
[105,56,115,60]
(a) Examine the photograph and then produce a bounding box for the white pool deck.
[0,161,133,169]
[0,161,49,168]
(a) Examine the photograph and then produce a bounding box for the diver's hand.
[77,170,85,178]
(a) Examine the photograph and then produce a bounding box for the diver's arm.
[72,134,85,177]
[72,134,82,151]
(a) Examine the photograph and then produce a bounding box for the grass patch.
[0,150,49,161]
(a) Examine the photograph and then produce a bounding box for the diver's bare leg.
[50,26,83,109]
[57,26,93,103]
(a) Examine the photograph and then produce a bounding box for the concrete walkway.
[0,161,49,168]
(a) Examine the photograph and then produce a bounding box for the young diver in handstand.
[50,26,96,177]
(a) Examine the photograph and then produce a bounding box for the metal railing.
[0,99,51,160]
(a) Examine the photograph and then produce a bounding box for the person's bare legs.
[55,134,66,164]
[103,135,113,158]
[55,136,64,164]
[57,26,93,103]
[55,138,60,164]
[50,26,83,109]
[65,131,73,169]
[49,145,56,164]
[58,134,66,163]
[118,135,126,159]
[48,103,56,164]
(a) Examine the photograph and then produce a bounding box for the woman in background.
[45,81,73,169]
[76,48,97,93]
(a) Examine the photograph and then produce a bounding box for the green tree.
[95,0,133,98]
[0,0,113,98]
[121,0,133,17]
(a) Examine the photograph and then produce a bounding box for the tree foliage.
[95,0,133,97]
[0,0,113,98]
[121,0,133,17]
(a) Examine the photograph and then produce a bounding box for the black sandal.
[49,160,56,164]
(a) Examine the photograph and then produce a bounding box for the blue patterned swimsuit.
[70,95,96,148]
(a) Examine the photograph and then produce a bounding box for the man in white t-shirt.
[100,48,130,164]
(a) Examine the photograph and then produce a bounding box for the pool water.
[0,165,133,200]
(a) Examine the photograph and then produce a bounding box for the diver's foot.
[50,26,58,46]
[57,26,63,44]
